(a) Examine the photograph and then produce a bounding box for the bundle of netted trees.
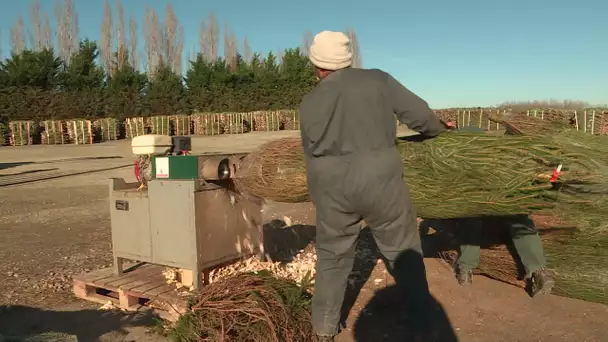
[66,119,94,144]
[93,118,121,141]
[235,133,606,218]
[40,120,67,145]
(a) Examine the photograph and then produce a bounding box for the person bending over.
[456,216,555,297]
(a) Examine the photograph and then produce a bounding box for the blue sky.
[0,0,606,108]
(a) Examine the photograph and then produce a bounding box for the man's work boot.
[529,268,555,297]
[317,335,334,342]
[457,268,473,286]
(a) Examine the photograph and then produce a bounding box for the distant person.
[299,30,446,341]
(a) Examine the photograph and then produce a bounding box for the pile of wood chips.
[211,248,317,286]
[161,247,317,293]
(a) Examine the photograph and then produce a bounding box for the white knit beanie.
[309,31,353,71]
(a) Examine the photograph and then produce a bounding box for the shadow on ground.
[0,305,160,341]
[0,168,58,177]
[263,220,458,341]
[419,218,515,256]
[0,162,33,171]
[262,219,316,262]
[353,249,458,342]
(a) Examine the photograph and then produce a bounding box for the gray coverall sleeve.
[386,73,446,137]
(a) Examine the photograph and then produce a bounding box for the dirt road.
[0,132,606,341]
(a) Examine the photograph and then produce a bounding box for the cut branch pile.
[235,133,605,218]
[166,271,315,342]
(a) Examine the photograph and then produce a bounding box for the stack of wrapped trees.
[125,117,146,138]
[221,113,252,134]
[147,115,171,135]
[433,109,459,123]
[9,121,35,146]
[171,115,191,136]
[191,113,223,135]
[235,131,606,215]
[0,123,8,146]
[522,109,574,122]
[66,119,93,144]
[40,120,67,145]
[455,109,507,131]
[251,110,284,132]
[94,118,120,141]
[280,110,299,130]
[595,111,608,135]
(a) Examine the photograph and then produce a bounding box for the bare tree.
[55,0,77,64]
[41,10,53,50]
[71,1,79,54]
[302,30,313,55]
[174,25,184,74]
[10,16,26,54]
[129,15,138,70]
[100,0,114,74]
[55,1,66,59]
[29,0,43,51]
[277,48,284,64]
[162,4,176,67]
[242,37,252,63]
[206,12,219,62]
[143,7,161,76]
[345,28,362,68]
[198,20,208,60]
[115,0,126,69]
[159,3,183,74]
[55,0,79,65]
[189,44,196,63]
[223,23,238,71]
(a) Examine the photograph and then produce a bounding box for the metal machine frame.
[110,137,264,290]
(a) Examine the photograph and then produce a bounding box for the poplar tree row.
[0,0,363,126]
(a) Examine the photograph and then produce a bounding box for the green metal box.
[152,155,199,180]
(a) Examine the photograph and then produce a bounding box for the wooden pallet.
[72,263,190,321]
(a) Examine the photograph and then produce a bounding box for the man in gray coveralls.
[299,30,446,341]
